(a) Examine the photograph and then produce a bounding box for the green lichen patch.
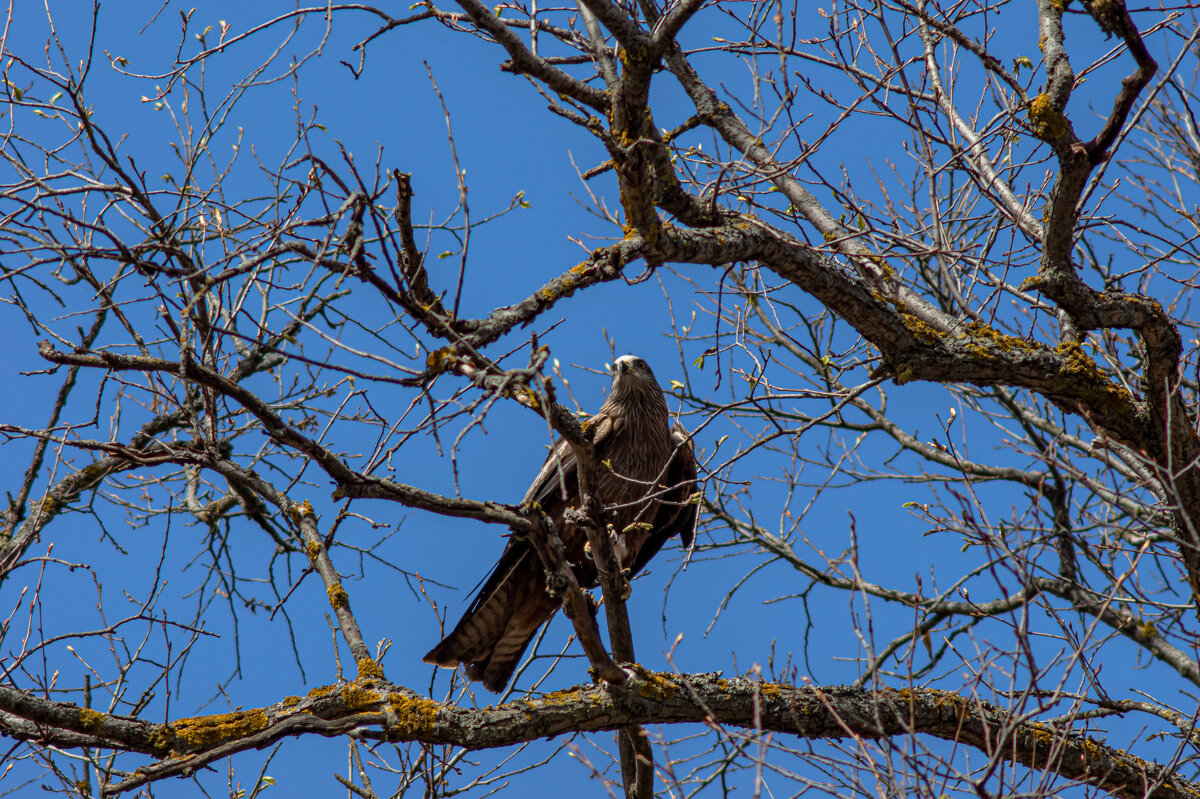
[1055,341,1095,374]
[78,707,105,733]
[1054,341,1134,416]
[1088,0,1124,33]
[896,310,1043,370]
[36,494,59,517]
[892,363,916,384]
[957,321,1040,361]
[149,724,176,754]
[963,322,1037,352]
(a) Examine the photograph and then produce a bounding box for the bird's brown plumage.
[423,355,697,692]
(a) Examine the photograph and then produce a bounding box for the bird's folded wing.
[522,413,614,508]
[629,421,699,575]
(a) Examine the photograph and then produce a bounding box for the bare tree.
[2,0,1200,796]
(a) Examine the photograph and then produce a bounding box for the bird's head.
[609,354,661,399]
[605,354,670,417]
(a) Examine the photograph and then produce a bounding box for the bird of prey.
[424,355,698,692]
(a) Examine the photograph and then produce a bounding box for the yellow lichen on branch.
[1028,94,1068,141]
[1055,341,1135,416]
[505,385,541,410]
[424,345,459,375]
[306,684,338,699]
[341,681,382,710]
[388,692,442,736]
[326,583,349,610]
[169,710,270,752]
[356,657,385,680]
[289,500,315,521]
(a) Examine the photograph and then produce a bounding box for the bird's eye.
[635,359,645,369]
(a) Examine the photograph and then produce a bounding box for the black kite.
[423,355,698,691]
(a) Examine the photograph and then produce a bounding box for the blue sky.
[0,1,1192,796]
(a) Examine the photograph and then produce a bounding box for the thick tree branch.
[3,677,1192,799]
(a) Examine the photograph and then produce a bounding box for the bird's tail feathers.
[422,583,514,668]
[473,626,539,693]
[423,545,556,692]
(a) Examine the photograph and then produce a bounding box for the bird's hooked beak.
[611,356,647,385]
